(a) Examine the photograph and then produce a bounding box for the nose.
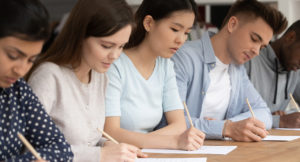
[175,33,187,46]
[251,44,261,57]
[108,48,122,60]
[13,61,31,77]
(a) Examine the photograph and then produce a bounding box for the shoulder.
[30,62,63,79]
[28,62,68,90]
[177,40,203,56]
[157,57,174,70]
[107,53,128,78]
[92,70,109,87]
[172,39,204,65]
[11,79,38,103]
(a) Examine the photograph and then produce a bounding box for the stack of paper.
[275,128,300,131]
[263,135,300,141]
[142,146,237,155]
[136,158,206,162]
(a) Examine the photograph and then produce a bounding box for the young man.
[170,0,287,141]
[245,20,300,128]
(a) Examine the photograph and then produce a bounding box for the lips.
[244,52,251,61]
[170,47,179,53]
[5,77,18,84]
[102,62,111,68]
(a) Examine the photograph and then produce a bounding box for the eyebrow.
[100,40,116,46]
[7,46,40,57]
[171,22,193,30]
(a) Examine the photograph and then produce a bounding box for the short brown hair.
[221,0,287,35]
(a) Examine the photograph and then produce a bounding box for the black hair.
[125,0,198,49]
[0,0,50,41]
[284,20,300,41]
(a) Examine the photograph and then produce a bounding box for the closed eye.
[101,44,113,49]
[171,28,179,32]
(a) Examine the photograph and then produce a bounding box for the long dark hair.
[125,0,198,49]
[29,0,134,77]
[0,0,50,41]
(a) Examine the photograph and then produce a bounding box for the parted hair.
[125,0,198,49]
[29,0,134,75]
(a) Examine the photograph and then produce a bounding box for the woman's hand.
[177,127,205,151]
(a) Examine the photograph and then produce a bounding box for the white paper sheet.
[142,146,237,155]
[136,158,207,162]
[275,128,300,131]
[263,135,300,141]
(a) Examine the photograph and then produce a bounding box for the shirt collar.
[201,31,217,64]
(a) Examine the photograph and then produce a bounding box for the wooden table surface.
[146,129,300,162]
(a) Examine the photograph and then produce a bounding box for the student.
[0,0,73,161]
[168,0,287,141]
[245,20,300,128]
[27,0,143,161]
[104,0,205,150]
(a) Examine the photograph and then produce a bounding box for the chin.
[95,68,108,74]
[0,83,11,88]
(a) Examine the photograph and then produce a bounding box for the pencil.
[183,101,194,127]
[289,93,300,112]
[98,128,119,144]
[246,98,256,118]
[17,132,42,160]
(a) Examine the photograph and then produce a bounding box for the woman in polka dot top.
[0,0,73,161]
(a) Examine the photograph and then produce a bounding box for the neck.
[270,40,281,59]
[125,39,157,68]
[211,30,231,64]
[74,60,92,84]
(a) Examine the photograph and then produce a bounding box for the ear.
[284,31,297,43]
[143,15,155,32]
[227,16,239,33]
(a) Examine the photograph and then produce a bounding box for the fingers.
[242,130,262,142]
[137,149,148,158]
[120,143,148,159]
[250,118,266,130]
[122,143,138,154]
[272,110,285,116]
[190,127,205,146]
[119,143,137,160]
[204,117,216,120]
[243,119,267,141]
[181,128,205,150]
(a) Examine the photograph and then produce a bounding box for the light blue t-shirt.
[105,53,183,133]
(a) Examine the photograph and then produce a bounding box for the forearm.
[105,127,178,149]
[191,117,225,139]
[150,121,186,136]
[229,108,272,129]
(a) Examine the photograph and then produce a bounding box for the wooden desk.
[146,130,300,162]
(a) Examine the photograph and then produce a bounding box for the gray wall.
[40,0,77,21]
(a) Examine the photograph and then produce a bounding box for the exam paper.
[142,146,237,155]
[275,128,300,131]
[263,135,300,141]
[136,158,207,162]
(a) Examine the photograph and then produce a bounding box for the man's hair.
[221,0,287,35]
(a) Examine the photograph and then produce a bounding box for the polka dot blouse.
[0,79,73,162]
